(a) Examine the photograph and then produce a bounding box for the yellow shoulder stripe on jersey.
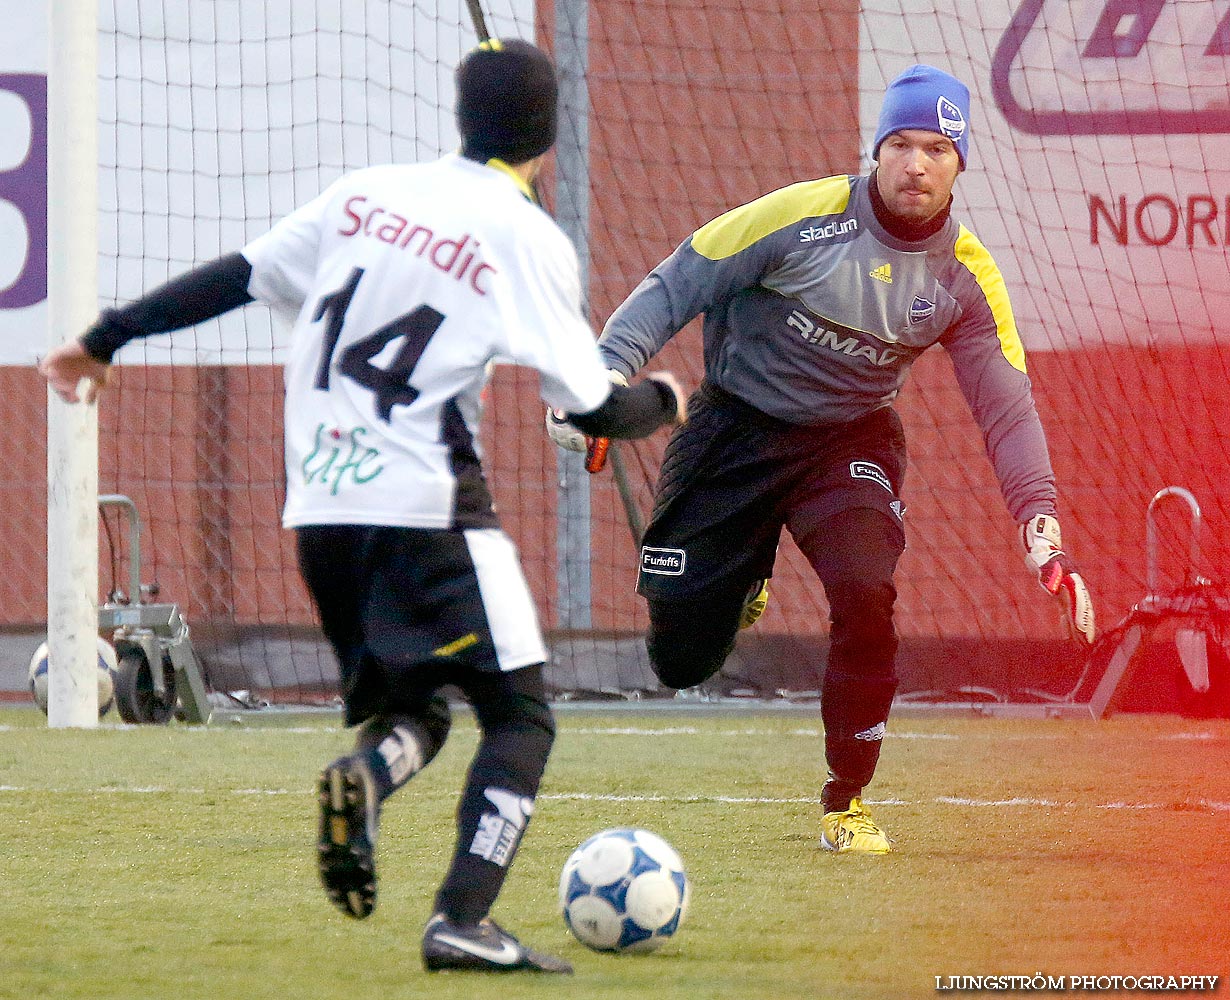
[691,175,852,261]
[484,157,537,202]
[954,225,1026,374]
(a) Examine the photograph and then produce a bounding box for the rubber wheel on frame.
[114,646,177,725]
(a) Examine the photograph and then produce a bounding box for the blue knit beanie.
[873,65,970,170]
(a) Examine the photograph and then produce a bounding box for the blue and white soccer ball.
[28,637,117,718]
[559,827,690,953]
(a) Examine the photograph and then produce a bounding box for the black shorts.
[296,524,547,725]
[636,381,907,600]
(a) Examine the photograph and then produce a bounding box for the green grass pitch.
[1,705,1227,998]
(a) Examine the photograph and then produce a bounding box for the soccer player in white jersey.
[42,39,684,974]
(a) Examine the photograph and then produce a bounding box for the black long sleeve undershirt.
[567,378,678,439]
[80,252,255,362]
[81,252,679,439]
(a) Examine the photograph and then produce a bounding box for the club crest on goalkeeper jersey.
[598,173,1054,521]
[242,154,610,530]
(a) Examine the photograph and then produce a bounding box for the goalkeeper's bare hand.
[39,340,111,405]
[1020,513,1095,645]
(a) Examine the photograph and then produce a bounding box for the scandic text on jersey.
[339,196,496,296]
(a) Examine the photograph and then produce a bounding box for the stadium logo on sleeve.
[799,218,859,243]
[991,0,1230,134]
[849,461,893,493]
[641,547,686,576]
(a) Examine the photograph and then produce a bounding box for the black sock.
[821,775,862,813]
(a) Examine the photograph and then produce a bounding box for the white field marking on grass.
[0,724,340,735]
[1159,732,1230,741]
[546,791,827,804]
[564,727,1230,744]
[566,727,963,739]
[0,786,208,794]
[234,788,297,795]
[936,796,1064,807]
[170,725,335,734]
[1,785,1227,812]
[1,725,1215,743]
[539,792,1230,812]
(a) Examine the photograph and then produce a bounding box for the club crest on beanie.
[873,64,970,170]
[456,38,558,164]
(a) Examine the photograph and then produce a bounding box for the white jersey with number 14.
[241,153,611,530]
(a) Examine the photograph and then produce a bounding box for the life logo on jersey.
[991,0,1230,135]
[302,423,385,496]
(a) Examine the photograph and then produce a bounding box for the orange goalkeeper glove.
[545,370,628,473]
[1020,514,1095,645]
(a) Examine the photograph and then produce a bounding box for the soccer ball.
[559,827,690,953]
[28,637,117,718]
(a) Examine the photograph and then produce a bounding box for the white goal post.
[45,0,100,728]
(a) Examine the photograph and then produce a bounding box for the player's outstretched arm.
[566,372,684,439]
[40,252,255,404]
[1020,513,1095,645]
[547,370,685,453]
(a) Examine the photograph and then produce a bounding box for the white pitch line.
[567,727,963,740]
[546,791,826,805]
[0,785,207,794]
[4,723,1224,742]
[937,796,1063,807]
[1159,732,1228,741]
[234,788,297,795]
[544,792,1230,813]
[0,785,1226,812]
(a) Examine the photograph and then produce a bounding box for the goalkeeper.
[42,40,683,973]
[550,64,1093,854]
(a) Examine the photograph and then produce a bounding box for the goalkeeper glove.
[1019,513,1095,645]
[545,408,586,452]
[545,369,628,473]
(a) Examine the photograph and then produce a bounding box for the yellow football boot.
[739,579,770,630]
[820,797,893,854]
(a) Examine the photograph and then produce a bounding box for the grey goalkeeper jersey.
[598,172,1055,522]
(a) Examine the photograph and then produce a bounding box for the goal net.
[7,0,1228,705]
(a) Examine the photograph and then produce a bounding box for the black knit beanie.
[456,39,558,164]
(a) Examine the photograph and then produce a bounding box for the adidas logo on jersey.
[870,263,892,283]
